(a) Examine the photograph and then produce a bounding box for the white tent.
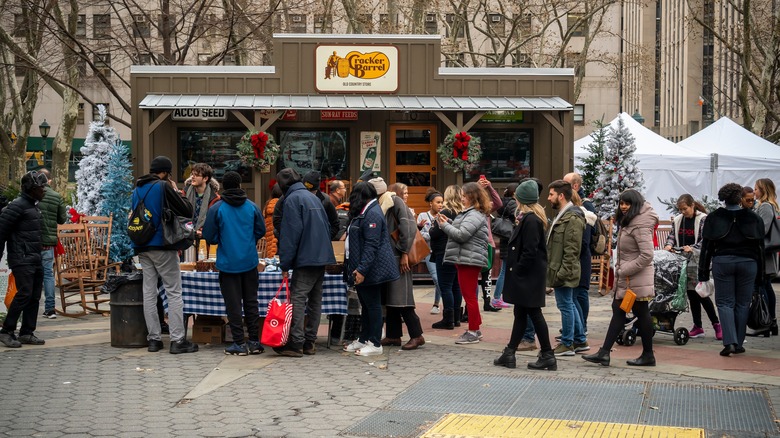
[574,113,712,216]
[677,117,780,192]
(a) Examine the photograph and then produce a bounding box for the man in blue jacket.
[275,168,336,356]
[202,171,266,356]
[131,156,197,354]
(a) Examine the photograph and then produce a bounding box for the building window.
[132,14,151,38]
[158,14,175,39]
[486,53,501,67]
[77,103,85,124]
[446,14,465,38]
[518,13,532,35]
[574,104,585,124]
[445,52,464,67]
[93,14,111,39]
[94,53,111,77]
[512,51,532,68]
[13,14,26,38]
[179,129,253,183]
[314,14,331,33]
[278,130,349,181]
[223,53,237,66]
[359,14,372,33]
[261,52,271,66]
[566,52,583,76]
[379,14,391,33]
[488,14,505,37]
[464,130,533,181]
[424,13,437,34]
[198,53,211,65]
[136,53,154,65]
[74,14,86,37]
[289,14,306,33]
[93,104,109,123]
[76,58,87,76]
[567,13,587,37]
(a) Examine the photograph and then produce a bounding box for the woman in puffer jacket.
[584,189,659,367]
[437,182,491,345]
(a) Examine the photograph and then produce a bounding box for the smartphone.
[479,174,486,180]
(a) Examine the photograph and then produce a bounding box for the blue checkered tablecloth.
[162,271,348,317]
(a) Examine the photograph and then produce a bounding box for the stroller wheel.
[623,330,636,346]
[675,327,689,345]
[616,329,626,345]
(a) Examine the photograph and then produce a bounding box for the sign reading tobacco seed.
[315,45,399,93]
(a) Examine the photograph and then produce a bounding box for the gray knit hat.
[515,180,539,204]
[368,177,387,195]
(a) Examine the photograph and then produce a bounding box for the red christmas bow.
[68,207,82,224]
[453,131,471,160]
[251,132,268,159]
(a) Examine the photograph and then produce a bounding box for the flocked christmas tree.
[576,118,609,198]
[592,115,645,220]
[75,105,116,216]
[98,141,135,263]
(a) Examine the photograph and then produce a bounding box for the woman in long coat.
[493,180,556,370]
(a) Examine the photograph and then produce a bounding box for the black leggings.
[508,306,552,353]
[603,299,654,354]
[687,290,719,327]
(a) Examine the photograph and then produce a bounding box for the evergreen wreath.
[437,130,482,172]
[236,130,280,171]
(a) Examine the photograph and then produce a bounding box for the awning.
[138,94,571,112]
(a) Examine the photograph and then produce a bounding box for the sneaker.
[553,343,575,356]
[147,339,164,352]
[554,334,562,341]
[344,340,366,353]
[225,342,248,356]
[42,310,57,319]
[574,342,590,353]
[170,339,199,354]
[356,343,383,356]
[18,334,45,345]
[278,346,303,357]
[160,323,170,335]
[430,305,440,315]
[0,332,21,348]
[713,323,723,340]
[247,340,264,355]
[303,340,316,355]
[516,339,537,351]
[491,298,511,309]
[455,331,480,344]
[689,326,705,338]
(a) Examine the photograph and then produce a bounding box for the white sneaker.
[430,305,440,315]
[343,340,366,353]
[356,344,383,356]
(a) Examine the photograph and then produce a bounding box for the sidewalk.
[0,285,777,437]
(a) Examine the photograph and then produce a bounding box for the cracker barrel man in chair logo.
[324,50,391,80]
[316,45,399,92]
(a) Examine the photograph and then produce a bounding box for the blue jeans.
[357,284,383,347]
[493,261,506,300]
[554,286,586,346]
[424,254,442,305]
[41,248,55,312]
[573,286,590,333]
[434,257,461,311]
[712,255,756,347]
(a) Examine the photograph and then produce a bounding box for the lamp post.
[631,110,645,125]
[39,119,50,169]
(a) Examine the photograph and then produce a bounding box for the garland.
[236,130,280,171]
[437,130,482,172]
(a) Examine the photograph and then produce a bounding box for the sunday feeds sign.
[315,45,399,93]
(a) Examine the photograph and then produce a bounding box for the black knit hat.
[303,170,321,190]
[222,171,242,190]
[150,156,173,174]
[276,168,302,194]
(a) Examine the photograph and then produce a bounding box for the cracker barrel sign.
[315,45,399,93]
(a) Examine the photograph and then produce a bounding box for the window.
[464,130,533,181]
[446,14,465,38]
[76,58,87,76]
[289,14,306,33]
[567,13,587,37]
[445,52,464,67]
[223,53,237,66]
[136,53,154,65]
[93,14,111,38]
[94,53,111,77]
[132,14,150,38]
[74,14,86,37]
[277,130,349,180]
[512,51,532,68]
[486,53,501,67]
[77,103,85,124]
[14,54,29,76]
[158,13,175,38]
[13,14,26,38]
[379,14,395,33]
[179,129,252,183]
[93,104,109,124]
[566,52,583,76]
[358,14,372,33]
[261,52,271,66]
[488,14,505,37]
[198,53,211,65]
[424,14,437,34]
[518,13,532,35]
[314,14,331,33]
[574,104,585,124]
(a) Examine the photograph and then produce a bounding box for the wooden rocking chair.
[81,214,122,276]
[591,219,614,296]
[54,223,111,317]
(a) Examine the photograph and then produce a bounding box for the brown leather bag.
[391,228,431,266]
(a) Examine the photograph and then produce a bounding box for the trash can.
[108,272,148,347]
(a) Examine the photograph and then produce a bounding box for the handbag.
[695,280,715,298]
[747,291,772,330]
[261,277,293,348]
[619,277,636,313]
[764,214,780,252]
[391,228,431,266]
[4,272,17,309]
[490,215,514,240]
[162,207,195,247]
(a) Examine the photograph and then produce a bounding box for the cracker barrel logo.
[325,50,391,80]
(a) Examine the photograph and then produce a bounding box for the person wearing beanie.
[368,177,387,196]
[131,155,197,354]
[202,171,266,356]
[493,185,557,371]
[304,170,340,239]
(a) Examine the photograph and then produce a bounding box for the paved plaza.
[1,285,778,437]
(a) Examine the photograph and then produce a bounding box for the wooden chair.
[54,223,111,317]
[80,214,121,277]
[591,219,614,296]
[655,220,673,250]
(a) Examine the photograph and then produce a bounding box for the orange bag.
[5,273,17,308]
[619,277,636,313]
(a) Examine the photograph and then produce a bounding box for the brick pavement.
[0,285,778,437]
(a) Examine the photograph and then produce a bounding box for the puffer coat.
[613,201,659,299]
[546,205,585,288]
[38,186,67,246]
[0,193,43,269]
[441,207,489,268]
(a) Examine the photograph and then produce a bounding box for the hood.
[630,201,659,229]
[220,188,247,206]
[580,207,598,227]
[378,191,397,215]
[136,173,162,187]
[184,175,221,193]
[284,182,307,197]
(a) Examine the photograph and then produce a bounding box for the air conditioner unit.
[426,15,435,22]
[292,15,302,23]
[491,15,502,23]
[77,15,85,24]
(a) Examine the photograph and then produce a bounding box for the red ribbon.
[68,207,82,224]
[453,131,471,160]
[251,132,268,159]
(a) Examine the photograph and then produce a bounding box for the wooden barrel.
[336,58,350,78]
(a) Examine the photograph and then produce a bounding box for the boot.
[582,348,611,366]
[493,347,516,368]
[432,309,455,330]
[454,308,462,327]
[527,350,557,371]
[771,319,778,336]
[482,290,500,312]
[627,351,656,366]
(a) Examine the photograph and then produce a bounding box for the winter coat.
[277,182,336,271]
[613,202,659,299]
[429,208,457,263]
[578,207,597,289]
[441,207,490,268]
[546,204,585,288]
[263,198,279,257]
[382,193,417,307]
[756,202,779,277]
[502,212,548,308]
[0,193,43,269]
[131,175,194,253]
[666,211,706,248]
[38,186,67,246]
[202,188,265,273]
[699,207,765,283]
[184,177,220,232]
[345,200,400,286]
[495,197,517,261]
[314,190,340,240]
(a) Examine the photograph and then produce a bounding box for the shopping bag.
[261,277,293,348]
[695,280,715,298]
[4,272,17,308]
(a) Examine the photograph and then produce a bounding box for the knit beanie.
[303,170,321,190]
[150,156,173,174]
[515,180,539,205]
[368,177,387,195]
[276,168,302,194]
[222,171,242,190]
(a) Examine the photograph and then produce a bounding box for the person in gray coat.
[754,178,779,336]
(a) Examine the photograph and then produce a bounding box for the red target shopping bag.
[261,277,293,348]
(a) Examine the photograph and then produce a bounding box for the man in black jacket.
[303,171,340,240]
[0,171,48,348]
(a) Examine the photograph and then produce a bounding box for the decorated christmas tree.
[592,116,645,219]
[98,141,135,263]
[75,105,117,216]
[576,118,608,198]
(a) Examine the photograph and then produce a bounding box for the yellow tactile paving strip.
[421,414,705,438]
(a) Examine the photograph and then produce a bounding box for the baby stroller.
[617,250,690,346]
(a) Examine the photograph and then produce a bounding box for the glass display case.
[178,129,252,182]
[465,130,533,181]
[278,129,349,181]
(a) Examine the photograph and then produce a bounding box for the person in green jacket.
[38,169,67,318]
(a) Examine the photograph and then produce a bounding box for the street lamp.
[631,110,645,125]
[39,119,50,169]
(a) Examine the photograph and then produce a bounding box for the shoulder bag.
[764,212,780,252]
[162,191,196,247]
[391,228,431,266]
[748,291,772,330]
[491,211,514,240]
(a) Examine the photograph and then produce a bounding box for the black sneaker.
[147,340,164,352]
[170,339,199,354]
[42,310,57,319]
[303,340,316,355]
[160,323,170,335]
[0,332,21,348]
[224,342,248,356]
[275,345,303,357]
[18,334,45,345]
[247,340,264,355]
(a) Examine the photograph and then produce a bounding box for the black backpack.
[590,218,609,256]
[127,182,160,245]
